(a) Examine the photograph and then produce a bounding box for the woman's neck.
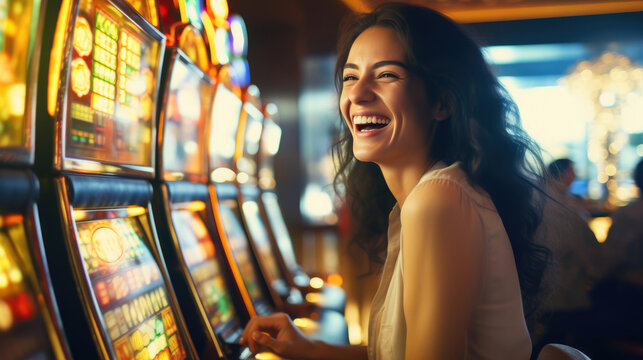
[379,159,435,208]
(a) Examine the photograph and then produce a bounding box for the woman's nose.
[348,77,376,104]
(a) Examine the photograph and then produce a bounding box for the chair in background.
[537,343,592,360]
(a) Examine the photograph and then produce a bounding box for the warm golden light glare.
[345,301,363,345]
[566,51,642,204]
[48,0,74,116]
[201,12,218,65]
[309,277,323,289]
[254,352,281,360]
[293,317,318,330]
[305,293,323,304]
[73,209,88,221]
[210,0,228,27]
[148,0,159,27]
[327,273,343,287]
[236,172,249,184]
[211,167,236,183]
[73,17,93,56]
[71,58,91,97]
[0,301,12,330]
[126,206,147,217]
[7,84,26,117]
[8,268,23,284]
[589,217,612,243]
[187,201,206,212]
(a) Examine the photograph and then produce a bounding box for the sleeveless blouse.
[367,162,532,359]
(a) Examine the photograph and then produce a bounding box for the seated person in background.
[575,158,643,350]
[534,189,601,350]
[604,158,643,281]
[547,158,592,221]
[534,162,606,354]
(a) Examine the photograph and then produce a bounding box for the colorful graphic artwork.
[76,216,187,360]
[171,210,235,330]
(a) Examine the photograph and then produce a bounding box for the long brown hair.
[333,3,550,317]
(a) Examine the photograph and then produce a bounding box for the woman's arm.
[401,180,484,359]
[241,313,368,360]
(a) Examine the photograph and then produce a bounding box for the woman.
[241,3,549,359]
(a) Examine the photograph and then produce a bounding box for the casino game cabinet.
[35,0,198,357]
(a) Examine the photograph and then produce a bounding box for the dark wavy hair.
[332,3,550,317]
[547,158,574,180]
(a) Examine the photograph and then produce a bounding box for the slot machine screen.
[261,192,299,273]
[74,214,187,359]
[236,103,263,177]
[161,54,212,178]
[62,0,163,170]
[170,209,237,331]
[240,201,283,285]
[0,215,54,360]
[217,199,268,309]
[0,0,39,155]
[257,117,282,187]
[209,84,242,172]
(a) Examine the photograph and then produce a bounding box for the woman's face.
[340,26,436,167]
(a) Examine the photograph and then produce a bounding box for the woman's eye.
[343,74,357,82]
[378,72,398,79]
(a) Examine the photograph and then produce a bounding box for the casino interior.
[0,0,642,359]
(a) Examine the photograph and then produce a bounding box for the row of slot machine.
[0,0,348,358]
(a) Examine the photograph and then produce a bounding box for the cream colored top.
[368,162,531,360]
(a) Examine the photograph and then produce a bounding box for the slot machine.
[208,74,279,319]
[0,0,72,358]
[233,88,348,345]
[34,0,198,357]
[152,39,255,360]
[256,104,346,314]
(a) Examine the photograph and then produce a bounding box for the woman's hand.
[240,313,316,359]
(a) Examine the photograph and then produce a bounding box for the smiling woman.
[241,3,551,359]
[339,26,437,168]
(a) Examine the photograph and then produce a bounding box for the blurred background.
[228,0,643,358]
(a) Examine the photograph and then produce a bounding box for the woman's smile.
[352,115,392,135]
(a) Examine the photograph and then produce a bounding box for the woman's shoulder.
[405,162,495,214]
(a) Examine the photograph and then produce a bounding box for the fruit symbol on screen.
[92,227,124,263]
[71,58,91,97]
[73,17,93,57]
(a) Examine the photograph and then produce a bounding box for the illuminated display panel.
[241,201,283,285]
[75,215,187,360]
[257,115,281,189]
[63,0,163,170]
[170,209,237,331]
[261,192,299,273]
[209,84,242,172]
[236,103,263,178]
[217,199,269,310]
[0,0,39,157]
[161,53,212,179]
[0,215,54,359]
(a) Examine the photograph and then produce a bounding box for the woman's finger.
[241,314,290,345]
[253,331,286,355]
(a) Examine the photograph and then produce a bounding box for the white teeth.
[352,115,391,125]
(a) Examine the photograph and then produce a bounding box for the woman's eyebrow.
[343,60,408,71]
